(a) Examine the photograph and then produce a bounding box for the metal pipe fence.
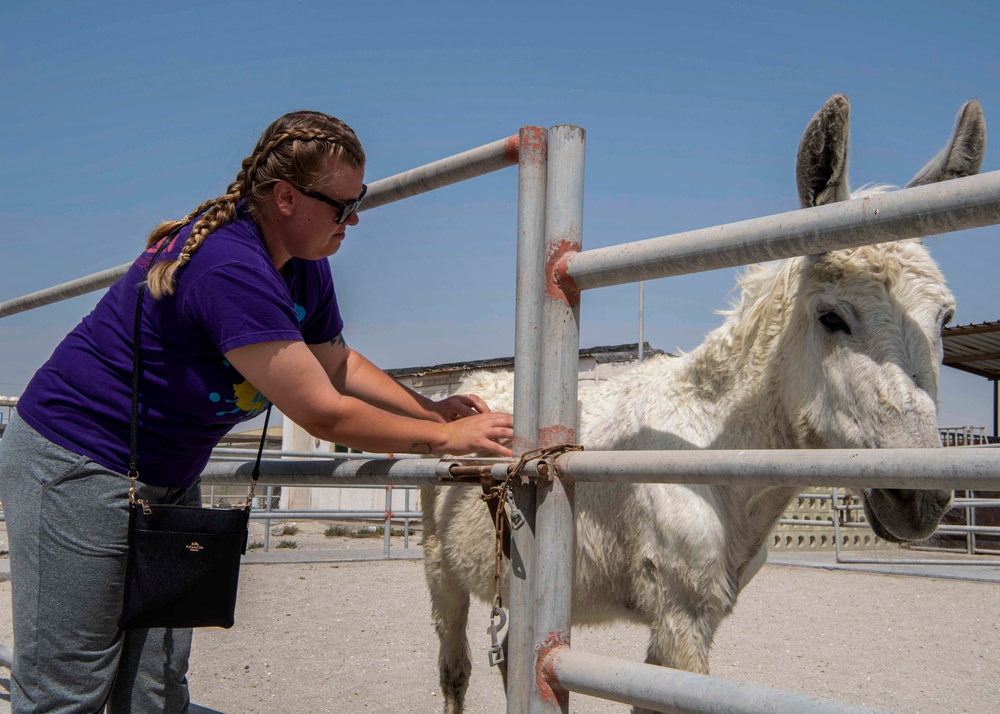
[172,446,1000,490]
[0,135,520,320]
[549,648,889,714]
[204,447,423,556]
[3,127,1000,713]
[563,171,1000,290]
[524,160,1000,713]
[508,125,548,708]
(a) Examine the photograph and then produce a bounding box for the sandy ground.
[1,520,999,713]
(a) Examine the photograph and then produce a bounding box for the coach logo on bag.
[186,542,204,552]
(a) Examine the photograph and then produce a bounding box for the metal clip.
[504,486,525,530]
[139,499,152,516]
[127,470,139,505]
[487,607,507,667]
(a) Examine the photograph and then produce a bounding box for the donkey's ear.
[796,94,852,208]
[906,99,986,187]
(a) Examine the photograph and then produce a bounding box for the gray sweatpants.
[0,413,196,713]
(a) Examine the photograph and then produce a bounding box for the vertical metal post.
[638,281,645,363]
[966,489,975,555]
[404,487,411,549]
[383,485,392,558]
[263,485,274,552]
[993,379,998,439]
[832,487,842,561]
[531,124,585,713]
[508,125,548,711]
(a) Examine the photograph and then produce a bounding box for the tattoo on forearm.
[410,443,433,455]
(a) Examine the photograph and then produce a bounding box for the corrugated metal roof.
[942,321,1000,380]
[385,342,668,378]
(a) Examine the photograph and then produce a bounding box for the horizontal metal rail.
[0,262,134,319]
[359,134,519,211]
[835,556,1000,566]
[196,448,1000,491]
[243,509,421,520]
[210,448,422,460]
[552,448,1000,490]
[934,523,1000,535]
[565,170,1000,291]
[200,456,505,487]
[0,135,520,319]
[549,648,888,714]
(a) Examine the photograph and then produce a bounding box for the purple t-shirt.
[17,203,343,487]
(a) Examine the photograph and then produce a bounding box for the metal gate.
[3,125,1000,712]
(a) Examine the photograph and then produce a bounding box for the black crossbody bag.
[119,235,271,630]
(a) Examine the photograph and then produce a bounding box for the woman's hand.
[441,410,514,457]
[227,340,513,456]
[429,393,494,423]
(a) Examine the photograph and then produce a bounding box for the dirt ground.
[1,520,999,713]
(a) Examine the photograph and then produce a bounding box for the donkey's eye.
[819,311,851,335]
[940,308,955,331]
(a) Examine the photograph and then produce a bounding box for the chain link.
[479,442,583,667]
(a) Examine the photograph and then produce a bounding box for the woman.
[0,111,513,712]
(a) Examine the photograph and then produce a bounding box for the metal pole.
[832,487,843,563]
[360,134,520,212]
[404,487,411,550]
[550,447,1000,490]
[263,485,273,552]
[531,124,585,713]
[200,454,474,486]
[563,170,1000,291]
[966,488,975,555]
[247,510,421,520]
[547,648,889,714]
[0,135,521,320]
[638,281,645,363]
[508,125,548,711]
[383,485,392,558]
[197,447,1000,491]
[0,262,133,318]
[994,379,998,439]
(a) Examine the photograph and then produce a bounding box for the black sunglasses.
[290,183,368,226]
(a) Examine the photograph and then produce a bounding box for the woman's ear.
[271,181,297,217]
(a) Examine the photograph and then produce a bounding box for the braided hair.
[144,111,365,298]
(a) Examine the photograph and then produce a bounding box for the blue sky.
[2,1,998,429]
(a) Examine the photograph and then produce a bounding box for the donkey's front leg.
[644,609,711,674]
[628,608,714,714]
[424,534,474,714]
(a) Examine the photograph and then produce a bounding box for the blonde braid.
[143,111,365,299]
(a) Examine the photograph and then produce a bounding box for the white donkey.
[421,94,986,714]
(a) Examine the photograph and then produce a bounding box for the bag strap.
[128,231,271,511]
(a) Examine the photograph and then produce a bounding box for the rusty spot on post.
[545,242,581,307]
[538,425,576,448]
[503,134,521,164]
[535,632,571,707]
[518,126,547,164]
